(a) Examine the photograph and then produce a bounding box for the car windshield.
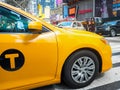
[102,21,117,26]
[57,22,72,27]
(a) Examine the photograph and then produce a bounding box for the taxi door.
[0,6,58,89]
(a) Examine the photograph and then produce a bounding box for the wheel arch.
[110,27,117,32]
[110,27,117,30]
[61,48,102,79]
[109,27,117,37]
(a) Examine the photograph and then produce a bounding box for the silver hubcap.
[71,56,95,83]
[111,30,115,36]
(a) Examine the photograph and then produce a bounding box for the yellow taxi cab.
[0,2,112,89]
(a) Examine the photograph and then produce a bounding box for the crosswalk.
[78,42,120,90]
[110,42,120,54]
[111,42,120,68]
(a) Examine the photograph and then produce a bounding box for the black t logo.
[0,49,25,71]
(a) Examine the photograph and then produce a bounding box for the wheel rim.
[71,56,95,83]
[111,30,116,37]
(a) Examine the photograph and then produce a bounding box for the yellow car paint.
[0,2,112,89]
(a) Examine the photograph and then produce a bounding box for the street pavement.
[105,36,120,42]
[34,36,120,90]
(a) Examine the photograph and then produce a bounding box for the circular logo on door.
[0,49,25,71]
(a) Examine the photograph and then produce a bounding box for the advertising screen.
[113,0,120,16]
[56,0,63,5]
[68,7,76,16]
[63,6,68,18]
[95,0,114,18]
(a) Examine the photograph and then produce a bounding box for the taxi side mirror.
[28,21,42,32]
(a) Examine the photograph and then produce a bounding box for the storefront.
[76,0,94,21]
[63,0,94,21]
[63,0,120,32]
[63,0,95,31]
[64,0,120,20]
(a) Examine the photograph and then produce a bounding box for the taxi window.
[0,6,31,33]
[73,22,77,27]
[77,22,82,27]
[116,21,120,25]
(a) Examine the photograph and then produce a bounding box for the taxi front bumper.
[101,45,112,73]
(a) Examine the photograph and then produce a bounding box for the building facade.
[63,0,120,21]
[38,0,56,21]
[27,0,38,16]
[63,0,94,21]
[50,0,65,24]
[39,0,55,13]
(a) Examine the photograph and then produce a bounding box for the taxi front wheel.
[62,50,99,88]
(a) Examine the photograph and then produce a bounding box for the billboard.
[68,6,76,16]
[113,0,120,16]
[95,0,114,18]
[56,0,63,5]
[63,5,68,18]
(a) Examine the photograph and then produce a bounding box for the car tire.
[110,29,116,37]
[62,50,99,88]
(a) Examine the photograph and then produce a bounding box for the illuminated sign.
[63,6,68,18]
[78,9,92,14]
[113,0,120,4]
[56,0,63,5]
[69,7,76,15]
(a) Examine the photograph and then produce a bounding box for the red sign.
[78,9,92,14]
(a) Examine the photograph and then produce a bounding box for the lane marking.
[90,81,120,90]
[112,56,120,64]
[79,67,120,90]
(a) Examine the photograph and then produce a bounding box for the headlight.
[100,38,109,45]
[105,26,110,31]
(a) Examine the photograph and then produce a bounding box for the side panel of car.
[116,21,120,33]
[54,31,105,79]
[0,33,58,89]
[0,5,58,89]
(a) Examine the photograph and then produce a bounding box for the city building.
[61,0,120,32]
[38,0,56,20]
[50,0,68,24]
[63,0,95,21]
[27,0,38,16]
[1,0,35,15]
[63,0,120,22]
[0,0,5,2]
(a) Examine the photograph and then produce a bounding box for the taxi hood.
[59,27,103,38]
